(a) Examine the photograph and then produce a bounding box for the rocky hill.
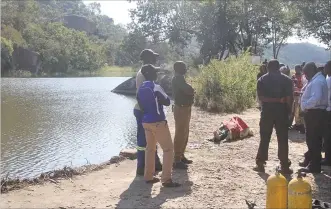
[263,43,330,67]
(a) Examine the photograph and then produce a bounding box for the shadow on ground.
[116,169,192,209]
[288,130,306,143]
[258,172,270,183]
[312,167,331,203]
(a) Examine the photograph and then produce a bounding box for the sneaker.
[173,161,188,170]
[181,156,193,164]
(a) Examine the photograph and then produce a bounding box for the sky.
[84,0,326,48]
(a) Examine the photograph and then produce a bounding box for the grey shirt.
[134,68,145,110]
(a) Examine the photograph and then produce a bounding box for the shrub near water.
[193,54,258,112]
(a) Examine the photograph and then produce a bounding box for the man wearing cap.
[137,64,180,187]
[172,61,195,169]
[134,49,162,176]
[254,59,293,174]
[299,62,328,173]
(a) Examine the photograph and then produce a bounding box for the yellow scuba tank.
[288,172,312,209]
[266,167,288,209]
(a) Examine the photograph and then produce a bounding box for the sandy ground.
[1,107,331,208]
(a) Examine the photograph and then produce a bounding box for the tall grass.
[96,66,136,77]
[192,54,258,113]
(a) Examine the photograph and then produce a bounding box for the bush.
[1,25,27,47]
[23,22,106,74]
[192,54,258,112]
[1,37,14,76]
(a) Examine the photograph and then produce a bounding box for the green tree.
[294,0,331,48]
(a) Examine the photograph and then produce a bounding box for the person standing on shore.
[322,61,331,166]
[290,65,306,133]
[172,61,195,169]
[134,49,162,176]
[257,64,267,80]
[299,62,328,173]
[280,66,290,77]
[254,59,293,174]
[137,64,180,187]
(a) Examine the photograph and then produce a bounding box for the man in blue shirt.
[137,64,180,187]
[134,49,162,176]
[299,62,328,173]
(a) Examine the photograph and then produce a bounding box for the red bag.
[223,116,250,140]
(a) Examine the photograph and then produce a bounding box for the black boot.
[279,160,293,174]
[279,166,293,174]
[181,156,193,164]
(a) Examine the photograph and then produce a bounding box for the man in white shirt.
[299,62,328,173]
[322,61,331,166]
[134,49,162,176]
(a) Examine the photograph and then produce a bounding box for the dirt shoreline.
[1,155,129,194]
[1,107,330,208]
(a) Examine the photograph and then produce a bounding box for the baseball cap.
[140,49,159,61]
[141,64,160,77]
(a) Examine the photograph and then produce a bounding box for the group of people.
[132,48,331,188]
[255,59,331,174]
[133,49,194,187]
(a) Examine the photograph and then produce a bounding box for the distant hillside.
[263,43,330,68]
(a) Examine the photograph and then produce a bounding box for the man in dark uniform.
[172,61,195,169]
[254,59,294,174]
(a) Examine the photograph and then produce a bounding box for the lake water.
[1,77,139,178]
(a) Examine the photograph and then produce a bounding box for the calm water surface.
[1,77,138,178]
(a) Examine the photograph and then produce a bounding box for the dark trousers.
[256,105,290,166]
[303,109,326,169]
[324,111,331,162]
[134,109,161,169]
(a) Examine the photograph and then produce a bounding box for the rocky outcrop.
[112,71,173,96]
[12,46,42,75]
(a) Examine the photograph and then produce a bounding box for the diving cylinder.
[266,167,288,209]
[288,172,312,209]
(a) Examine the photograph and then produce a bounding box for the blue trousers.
[134,109,161,168]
